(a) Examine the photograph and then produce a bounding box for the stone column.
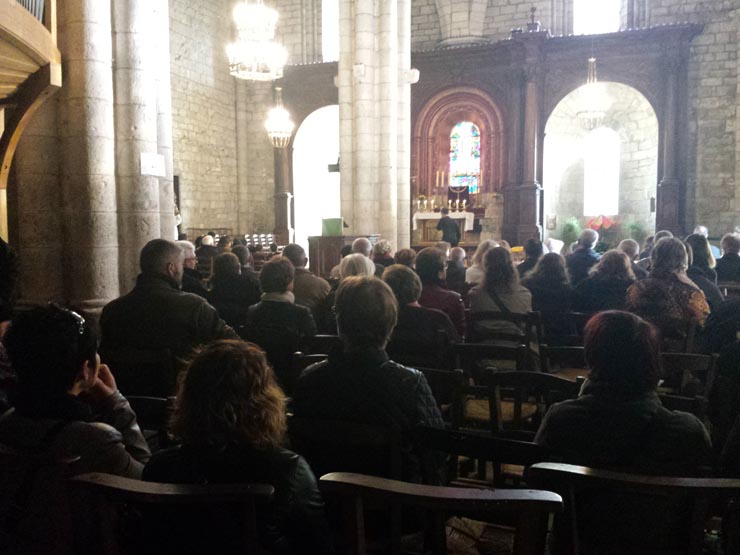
[57,0,119,311]
[272,146,293,245]
[235,80,249,236]
[656,50,682,235]
[338,0,411,244]
[396,0,412,249]
[153,0,176,239]
[112,0,161,292]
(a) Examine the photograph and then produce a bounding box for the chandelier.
[227,0,288,81]
[576,57,612,130]
[265,87,295,148]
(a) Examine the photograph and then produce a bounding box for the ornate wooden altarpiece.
[277,23,702,246]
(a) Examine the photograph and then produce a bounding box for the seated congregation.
[1,229,740,554]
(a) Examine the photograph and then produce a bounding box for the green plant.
[625,221,649,249]
[560,218,582,249]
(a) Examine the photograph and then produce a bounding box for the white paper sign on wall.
[140,152,166,177]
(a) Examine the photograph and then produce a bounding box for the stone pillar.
[235,80,249,236]
[112,0,161,292]
[656,50,682,235]
[153,0,176,239]
[272,146,293,245]
[57,0,119,311]
[396,0,412,249]
[338,0,411,244]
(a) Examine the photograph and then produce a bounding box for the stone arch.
[543,81,659,246]
[412,86,506,199]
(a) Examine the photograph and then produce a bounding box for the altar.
[412,211,475,243]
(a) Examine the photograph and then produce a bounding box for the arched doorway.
[292,105,340,255]
[543,82,659,250]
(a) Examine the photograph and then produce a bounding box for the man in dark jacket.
[517,238,543,277]
[177,240,208,298]
[436,208,460,247]
[566,229,601,285]
[291,276,445,484]
[716,233,740,282]
[100,239,238,395]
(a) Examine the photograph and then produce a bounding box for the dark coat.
[687,266,724,311]
[516,257,538,277]
[208,272,262,327]
[566,247,601,285]
[716,253,740,282]
[291,348,445,484]
[445,260,467,294]
[387,305,458,367]
[573,274,634,313]
[100,273,238,368]
[181,267,208,298]
[144,444,332,554]
[418,283,466,339]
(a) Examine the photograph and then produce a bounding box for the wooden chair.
[100,346,175,398]
[539,344,588,381]
[290,352,328,373]
[70,472,274,555]
[126,395,175,451]
[0,443,79,554]
[466,310,543,350]
[416,425,550,487]
[301,334,342,355]
[659,352,718,397]
[287,415,403,480]
[485,371,582,436]
[319,472,562,555]
[415,367,465,415]
[453,342,528,380]
[718,281,740,300]
[658,393,707,422]
[528,462,740,555]
[387,329,456,370]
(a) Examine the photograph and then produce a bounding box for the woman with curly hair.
[573,249,635,313]
[144,340,332,554]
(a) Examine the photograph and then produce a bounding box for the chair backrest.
[100,346,176,398]
[659,352,717,397]
[291,352,328,373]
[240,324,303,393]
[718,281,740,299]
[528,462,740,555]
[301,334,342,355]
[658,393,707,422]
[486,371,582,434]
[414,367,465,412]
[70,472,274,555]
[453,342,528,381]
[466,310,542,348]
[125,396,175,450]
[416,425,550,486]
[387,328,455,370]
[0,443,79,554]
[287,415,403,480]
[319,472,562,555]
[539,345,588,378]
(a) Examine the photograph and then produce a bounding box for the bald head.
[449,247,466,263]
[352,237,372,257]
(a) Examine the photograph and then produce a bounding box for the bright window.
[573,0,621,34]
[583,127,620,217]
[322,0,339,62]
[449,122,481,194]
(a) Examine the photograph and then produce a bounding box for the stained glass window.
[449,122,481,194]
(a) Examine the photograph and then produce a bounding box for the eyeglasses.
[48,303,86,335]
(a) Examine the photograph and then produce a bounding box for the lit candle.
[455,199,459,211]
[448,199,452,209]
[435,171,439,189]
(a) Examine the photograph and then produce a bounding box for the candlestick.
[448,199,452,210]
[435,171,439,189]
[455,199,459,211]
[416,199,420,211]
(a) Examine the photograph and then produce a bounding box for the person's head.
[335,277,397,350]
[194,235,203,249]
[382,264,422,306]
[176,240,198,270]
[140,239,184,285]
[433,242,452,258]
[5,304,99,399]
[523,238,544,260]
[339,253,376,279]
[650,237,689,279]
[577,229,599,250]
[351,237,372,257]
[231,245,253,268]
[173,340,286,449]
[472,240,499,266]
[653,229,674,244]
[394,248,417,268]
[449,247,466,264]
[340,244,353,258]
[213,252,241,279]
[584,311,661,397]
[498,240,511,252]
[259,257,295,293]
[441,208,450,215]
[694,225,709,238]
[721,233,740,255]
[372,239,393,260]
[282,243,308,268]
[524,252,568,286]
[644,235,654,252]
[217,235,232,249]
[684,233,716,270]
[415,247,446,285]
[590,249,635,280]
[201,235,214,246]
[483,246,518,292]
[618,239,640,261]
[178,232,188,241]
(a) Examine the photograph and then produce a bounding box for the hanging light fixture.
[576,57,612,130]
[227,0,288,81]
[265,87,294,148]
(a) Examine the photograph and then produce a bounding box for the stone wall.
[169,0,239,236]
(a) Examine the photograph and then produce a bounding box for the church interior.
[3,0,740,553]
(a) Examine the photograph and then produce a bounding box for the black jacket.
[181,267,208,298]
[573,274,634,313]
[209,272,262,327]
[566,247,601,285]
[436,216,460,246]
[687,266,724,310]
[716,254,740,282]
[143,444,332,554]
[291,348,445,484]
[100,274,238,391]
